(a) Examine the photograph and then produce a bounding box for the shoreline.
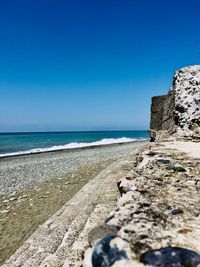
[0,141,147,196]
[0,141,146,265]
[0,139,148,159]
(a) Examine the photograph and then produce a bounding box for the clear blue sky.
[0,0,200,132]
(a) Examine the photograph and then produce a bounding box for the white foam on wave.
[0,137,148,158]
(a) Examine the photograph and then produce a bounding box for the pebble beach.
[0,141,146,264]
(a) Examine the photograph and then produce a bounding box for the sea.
[0,130,149,157]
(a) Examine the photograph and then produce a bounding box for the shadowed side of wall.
[150,90,175,141]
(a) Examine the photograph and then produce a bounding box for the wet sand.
[0,142,146,264]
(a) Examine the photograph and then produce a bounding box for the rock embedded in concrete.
[91,235,128,267]
[140,247,200,267]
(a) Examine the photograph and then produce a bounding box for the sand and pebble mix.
[0,142,146,195]
[0,142,146,265]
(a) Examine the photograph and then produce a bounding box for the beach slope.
[1,143,146,266]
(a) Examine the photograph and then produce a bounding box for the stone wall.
[83,143,200,267]
[150,91,175,131]
[150,65,200,141]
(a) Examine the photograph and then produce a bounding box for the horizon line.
[0,129,148,134]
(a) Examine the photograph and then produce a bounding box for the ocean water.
[0,131,149,157]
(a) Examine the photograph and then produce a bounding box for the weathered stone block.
[150,65,200,141]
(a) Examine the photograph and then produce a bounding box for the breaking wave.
[0,137,148,158]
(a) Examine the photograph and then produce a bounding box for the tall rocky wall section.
[150,65,200,141]
[150,92,175,133]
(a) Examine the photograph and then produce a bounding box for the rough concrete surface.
[84,142,200,267]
